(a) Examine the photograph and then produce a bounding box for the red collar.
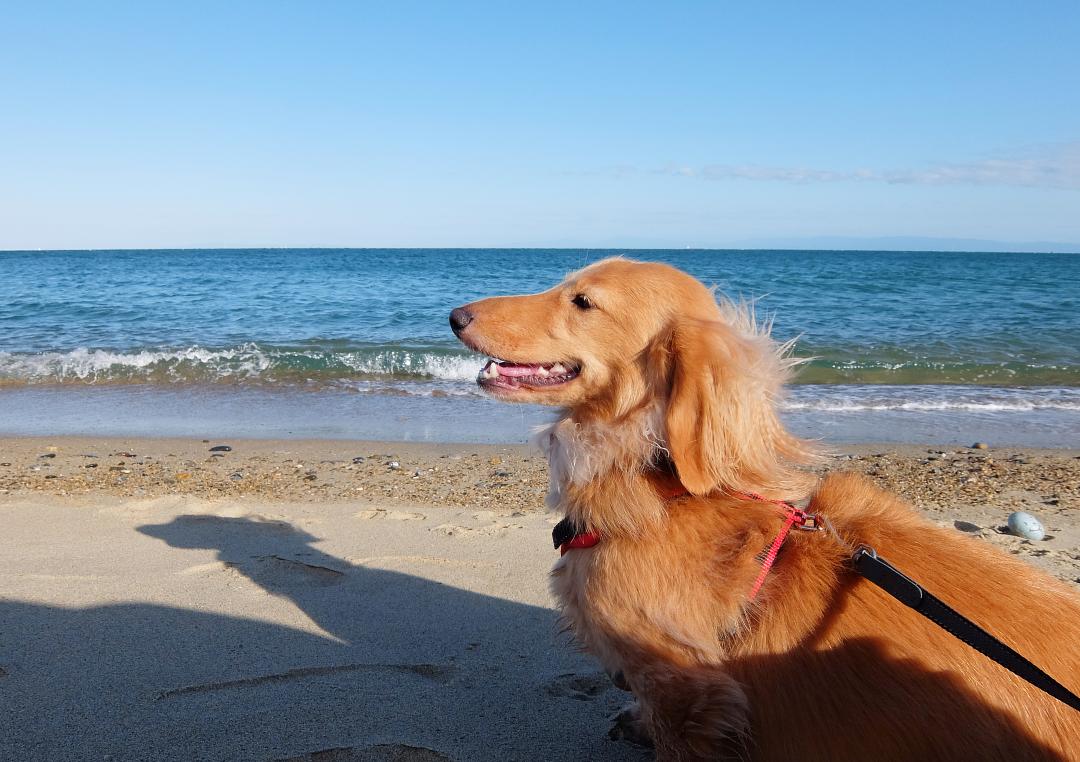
[553,481,819,600]
[558,530,601,555]
[552,472,688,556]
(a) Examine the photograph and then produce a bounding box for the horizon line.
[3,245,1079,255]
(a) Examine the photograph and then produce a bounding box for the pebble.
[387,461,401,470]
[352,456,366,464]
[38,453,56,459]
[209,445,232,452]
[972,442,989,450]
[1007,511,1045,541]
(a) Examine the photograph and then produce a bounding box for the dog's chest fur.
[540,414,741,676]
[540,413,663,675]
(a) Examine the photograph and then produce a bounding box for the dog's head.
[450,257,812,495]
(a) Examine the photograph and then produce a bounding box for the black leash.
[851,545,1080,713]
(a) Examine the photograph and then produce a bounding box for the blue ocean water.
[1,248,1078,446]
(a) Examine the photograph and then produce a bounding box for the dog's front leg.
[628,662,750,762]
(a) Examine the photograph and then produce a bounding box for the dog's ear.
[662,316,810,497]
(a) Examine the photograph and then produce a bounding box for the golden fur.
[452,257,1080,760]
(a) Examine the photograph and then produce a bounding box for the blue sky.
[2,2,1078,250]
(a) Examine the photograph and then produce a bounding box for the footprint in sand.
[431,522,523,538]
[178,560,240,577]
[346,554,495,570]
[178,556,345,587]
[276,745,450,762]
[356,508,426,521]
[544,671,615,700]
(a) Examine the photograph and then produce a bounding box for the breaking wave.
[1,346,1079,416]
[0,344,481,386]
[782,385,1080,413]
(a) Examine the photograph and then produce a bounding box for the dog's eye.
[571,294,593,310]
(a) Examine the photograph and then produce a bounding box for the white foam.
[782,385,1080,413]
[336,351,479,380]
[0,345,483,385]
[0,345,273,382]
[782,400,1080,412]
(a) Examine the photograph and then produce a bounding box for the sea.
[1,248,1078,447]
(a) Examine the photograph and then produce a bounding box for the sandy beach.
[1,436,1078,761]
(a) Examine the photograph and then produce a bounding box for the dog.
[450,257,1080,760]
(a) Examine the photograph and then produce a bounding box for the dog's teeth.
[537,366,550,377]
[482,362,499,379]
[550,363,567,375]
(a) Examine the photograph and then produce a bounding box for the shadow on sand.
[0,515,639,762]
[1,514,1065,761]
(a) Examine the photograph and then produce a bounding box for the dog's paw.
[608,703,653,748]
[544,671,611,700]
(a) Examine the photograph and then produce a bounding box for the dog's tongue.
[492,361,545,378]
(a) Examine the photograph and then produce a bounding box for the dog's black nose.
[449,307,474,334]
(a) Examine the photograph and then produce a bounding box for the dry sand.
[1,436,1078,761]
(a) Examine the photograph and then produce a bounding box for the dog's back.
[560,472,1080,760]
[736,473,1080,761]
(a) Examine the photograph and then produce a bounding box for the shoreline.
[2,434,1077,585]
[2,384,1079,448]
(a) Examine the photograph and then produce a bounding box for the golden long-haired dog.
[450,257,1080,761]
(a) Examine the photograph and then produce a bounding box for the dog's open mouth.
[477,359,581,391]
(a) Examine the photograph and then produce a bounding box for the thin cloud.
[644,142,1080,190]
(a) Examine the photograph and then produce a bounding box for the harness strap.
[746,506,823,601]
[734,491,820,602]
[852,546,1080,713]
